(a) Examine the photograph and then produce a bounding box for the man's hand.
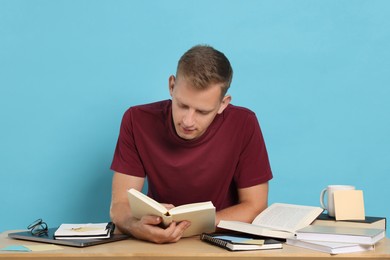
[110,172,192,243]
[128,216,191,244]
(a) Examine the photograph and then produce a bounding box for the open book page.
[217,220,294,239]
[128,189,168,220]
[252,203,324,233]
[171,204,216,237]
[169,201,214,215]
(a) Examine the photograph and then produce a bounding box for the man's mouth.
[181,127,195,134]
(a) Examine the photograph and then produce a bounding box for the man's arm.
[109,172,191,244]
[215,182,269,225]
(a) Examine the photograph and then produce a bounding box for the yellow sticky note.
[334,190,365,220]
[24,244,63,252]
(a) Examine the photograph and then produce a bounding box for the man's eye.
[198,111,210,115]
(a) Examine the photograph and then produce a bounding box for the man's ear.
[169,75,175,97]
[217,95,232,114]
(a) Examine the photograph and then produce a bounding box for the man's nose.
[182,109,195,127]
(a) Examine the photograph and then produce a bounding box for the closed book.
[313,214,386,230]
[200,233,283,251]
[286,237,374,255]
[295,225,385,245]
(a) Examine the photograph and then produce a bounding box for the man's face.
[169,75,231,140]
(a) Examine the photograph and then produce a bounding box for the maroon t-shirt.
[111,100,272,211]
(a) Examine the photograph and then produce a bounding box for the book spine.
[200,234,230,251]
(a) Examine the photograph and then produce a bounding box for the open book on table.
[217,203,323,239]
[128,188,216,237]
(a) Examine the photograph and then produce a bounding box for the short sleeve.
[233,113,273,188]
[110,109,146,177]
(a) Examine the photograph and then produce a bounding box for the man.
[110,45,273,244]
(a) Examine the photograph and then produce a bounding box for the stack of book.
[216,203,387,255]
[286,215,387,255]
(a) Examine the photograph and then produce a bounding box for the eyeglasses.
[27,219,48,236]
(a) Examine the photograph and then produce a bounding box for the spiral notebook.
[200,233,283,251]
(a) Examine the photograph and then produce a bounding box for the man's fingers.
[161,203,175,210]
[134,217,192,244]
[140,216,162,225]
[166,221,191,242]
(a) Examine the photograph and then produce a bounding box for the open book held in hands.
[217,203,323,239]
[128,188,216,237]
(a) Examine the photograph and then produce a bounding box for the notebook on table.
[8,228,128,247]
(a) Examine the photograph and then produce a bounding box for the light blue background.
[1,0,389,232]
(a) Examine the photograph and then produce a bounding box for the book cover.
[128,188,216,237]
[217,203,323,239]
[313,213,386,230]
[295,225,386,245]
[200,233,283,251]
[286,237,374,255]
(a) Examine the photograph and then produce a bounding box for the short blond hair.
[176,45,233,98]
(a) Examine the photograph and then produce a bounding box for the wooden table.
[1,231,390,260]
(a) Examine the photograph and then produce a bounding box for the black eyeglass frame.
[27,218,48,236]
